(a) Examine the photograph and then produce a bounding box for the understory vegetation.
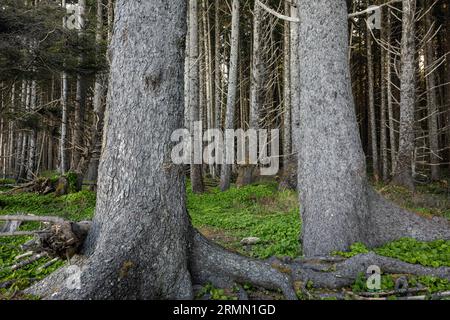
[0,179,449,299]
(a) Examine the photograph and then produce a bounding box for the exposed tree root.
[290,252,450,289]
[366,188,450,247]
[19,219,450,300]
[188,228,298,300]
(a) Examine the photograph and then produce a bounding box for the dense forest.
[0,0,449,302]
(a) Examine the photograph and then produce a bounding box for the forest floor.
[0,176,449,300]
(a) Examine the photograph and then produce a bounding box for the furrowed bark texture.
[188,0,205,193]
[27,0,296,301]
[53,1,193,300]
[220,0,240,191]
[424,9,440,181]
[393,0,416,190]
[297,0,370,256]
[366,11,379,179]
[296,0,449,257]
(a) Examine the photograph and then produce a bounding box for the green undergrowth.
[0,190,96,298]
[0,179,449,299]
[187,182,301,259]
[333,239,450,267]
[352,272,450,295]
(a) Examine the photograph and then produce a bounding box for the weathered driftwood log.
[0,220,21,233]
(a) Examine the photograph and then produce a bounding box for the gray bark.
[8,84,15,175]
[60,0,68,174]
[296,0,448,257]
[72,0,87,171]
[214,0,221,130]
[53,1,192,299]
[188,0,204,193]
[220,0,240,191]
[380,7,388,181]
[17,80,29,181]
[290,0,300,154]
[366,13,379,180]
[237,0,265,186]
[283,0,292,159]
[85,0,108,182]
[27,78,37,180]
[424,9,440,181]
[25,0,298,300]
[386,8,397,175]
[393,0,416,190]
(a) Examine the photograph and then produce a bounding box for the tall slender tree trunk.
[366,10,379,180]
[60,0,68,174]
[17,80,29,181]
[283,0,291,160]
[393,0,417,190]
[386,8,397,175]
[86,0,108,183]
[72,0,87,171]
[380,6,388,181]
[189,0,205,193]
[27,78,37,180]
[237,0,264,187]
[424,8,440,181]
[8,83,15,175]
[214,0,221,130]
[290,0,300,154]
[219,0,240,191]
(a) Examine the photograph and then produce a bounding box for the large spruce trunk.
[296,0,449,257]
[297,0,370,256]
[69,1,193,299]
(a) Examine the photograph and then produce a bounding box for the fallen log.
[357,287,428,297]
[347,290,450,300]
[0,215,65,224]
[10,253,48,271]
[15,251,34,260]
[37,258,60,272]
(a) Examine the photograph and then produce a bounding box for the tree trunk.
[71,0,87,171]
[366,10,379,180]
[296,0,448,257]
[290,0,300,154]
[17,80,29,182]
[214,0,221,130]
[380,6,388,181]
[84,0,108,182]
[189,0,205,194]
[393,0,416,190]
[7,83,15,177]
[283,0,292,161]
[27,78,37,180]
[219,0,240,191]
[60,72,68,174]
[55,1,193,299]
[424,8,440,181]
[237,0,264,187]
[60,0,69,175]
[28,1,296,300]
[386,8,397,176]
